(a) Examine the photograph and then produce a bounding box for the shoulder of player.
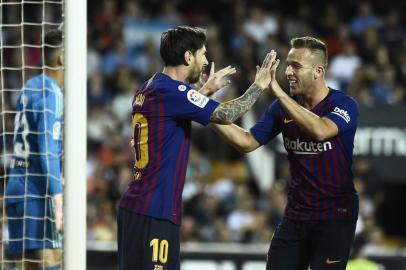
[329,89,358,107]
[21,77,42,105]
[29,88,60,110]
[266,99,283,113]
[154,78,192,96]
[24,75,43,89]
[25,75,60,93]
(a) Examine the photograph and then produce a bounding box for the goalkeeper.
[5,29,64,270]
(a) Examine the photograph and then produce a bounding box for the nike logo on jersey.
[284,118,293,124]
[326,258,341,264]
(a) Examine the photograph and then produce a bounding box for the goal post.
[0,0,87,269]
[64,0,87,268]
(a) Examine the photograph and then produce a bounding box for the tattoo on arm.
[210,84,264,124]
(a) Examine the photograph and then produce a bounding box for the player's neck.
[162,66,189,84]
[302,83,329,109]
[45,68,63,87]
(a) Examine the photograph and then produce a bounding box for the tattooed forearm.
[210,83,264,124]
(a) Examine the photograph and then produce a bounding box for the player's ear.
[58,54,64,66]
[184,50,192,66]
[314,65,324,80]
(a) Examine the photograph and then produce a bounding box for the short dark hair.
[160,26,207,67]
[44,29,63,67]
[290,36,328,67]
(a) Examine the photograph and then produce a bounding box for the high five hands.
[197,62,236,96]
[255,50,285,97]
[197,50,283,97]
[254,50,280,90]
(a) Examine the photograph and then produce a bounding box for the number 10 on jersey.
[132,113,149,169]
[150,238,169,264]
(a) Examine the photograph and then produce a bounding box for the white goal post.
[64,0,86,269]
[0,0,86,269]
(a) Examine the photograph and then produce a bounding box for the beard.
[186,73,200,84]
[186,63,203,84]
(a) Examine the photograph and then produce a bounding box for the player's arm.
[36,92,63,231]
[268,58,338,141]
[209,123,261,153]
[210,99,281,153]
[277,93,337,141]
[36,98,63,195]
[210,83,264,124]
[209,51,277,124]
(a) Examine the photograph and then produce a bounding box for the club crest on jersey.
[133,94,145,107]
[178,85,187,91]
[187,89,209,108]
[332,107,350,123]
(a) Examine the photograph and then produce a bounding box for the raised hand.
[193,73,208,91]
[268,53,284,97]
[199,62,236,96]
[254,50,278,89]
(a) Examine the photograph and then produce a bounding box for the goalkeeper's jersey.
[6,74,63,204]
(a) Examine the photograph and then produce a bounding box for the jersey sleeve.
[324,96,358,134]
[250,100,282,145]
[34,89,63,196]
[160,83,219,126]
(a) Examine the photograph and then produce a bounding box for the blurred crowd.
[85,0,405,259]
[0,0,405,263]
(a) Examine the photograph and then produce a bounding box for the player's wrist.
[272,84,287,99]
[198,85,212,96]
[252,82,266,91]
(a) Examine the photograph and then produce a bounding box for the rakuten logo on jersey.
[284,138,332,155]
[332,107,350,123]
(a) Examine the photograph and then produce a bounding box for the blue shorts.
[6,198,62,256]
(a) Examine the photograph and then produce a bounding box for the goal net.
[1,1,64,269]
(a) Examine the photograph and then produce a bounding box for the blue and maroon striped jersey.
[250,89,359,220]
[119,73,219,224]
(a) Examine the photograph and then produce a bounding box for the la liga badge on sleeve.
[187,89,209,108]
